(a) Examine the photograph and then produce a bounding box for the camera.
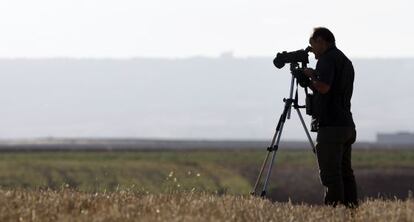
[272,46,319,132]
[273,46,312,88]
[273,46,312,69]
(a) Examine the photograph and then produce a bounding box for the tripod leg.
[253,76,295,198]
[260,121,285,197]
[295,108,316,153]
[260,101,291,197]
[287,76,295,119]
[250,151,271,195]
[251,112,283,195]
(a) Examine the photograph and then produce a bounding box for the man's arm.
[303,68,331,94]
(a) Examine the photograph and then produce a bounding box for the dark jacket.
[314,46,355,128]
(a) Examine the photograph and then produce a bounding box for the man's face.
[309,37,325,60]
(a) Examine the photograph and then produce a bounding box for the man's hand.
[303,68,315,78]
[303,68,331,94]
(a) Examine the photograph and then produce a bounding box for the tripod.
[251,62,316,198]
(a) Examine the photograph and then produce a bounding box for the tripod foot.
[260,191,266,197]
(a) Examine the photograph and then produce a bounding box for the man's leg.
[316,128,345,206]
[316,142,344,206]
[342,128,358,208]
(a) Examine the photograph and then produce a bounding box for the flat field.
[0,149,413,221]
[0,149,413,201]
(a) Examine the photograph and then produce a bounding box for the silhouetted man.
[303,27,358,207]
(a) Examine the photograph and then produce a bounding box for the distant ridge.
[0,138,411,151]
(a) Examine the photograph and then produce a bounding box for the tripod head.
[290,61,307,72]
[290,62,311,88]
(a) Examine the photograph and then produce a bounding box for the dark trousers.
[316,127,358,207]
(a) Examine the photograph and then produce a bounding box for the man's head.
[309,27,335,60]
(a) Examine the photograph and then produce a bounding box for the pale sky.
[0,0,413,58]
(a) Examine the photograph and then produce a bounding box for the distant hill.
[0,138,409,151]
[0,57,412,141]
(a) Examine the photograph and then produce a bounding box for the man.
[303,27,358,208]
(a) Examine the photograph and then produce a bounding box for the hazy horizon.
[1,56,412,142]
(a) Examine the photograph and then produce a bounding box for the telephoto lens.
[273,46,312,69]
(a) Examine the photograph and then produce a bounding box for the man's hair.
[310,27,335,45]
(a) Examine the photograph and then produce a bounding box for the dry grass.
[0,189,413,222]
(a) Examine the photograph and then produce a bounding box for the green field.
[0,149,413,203]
